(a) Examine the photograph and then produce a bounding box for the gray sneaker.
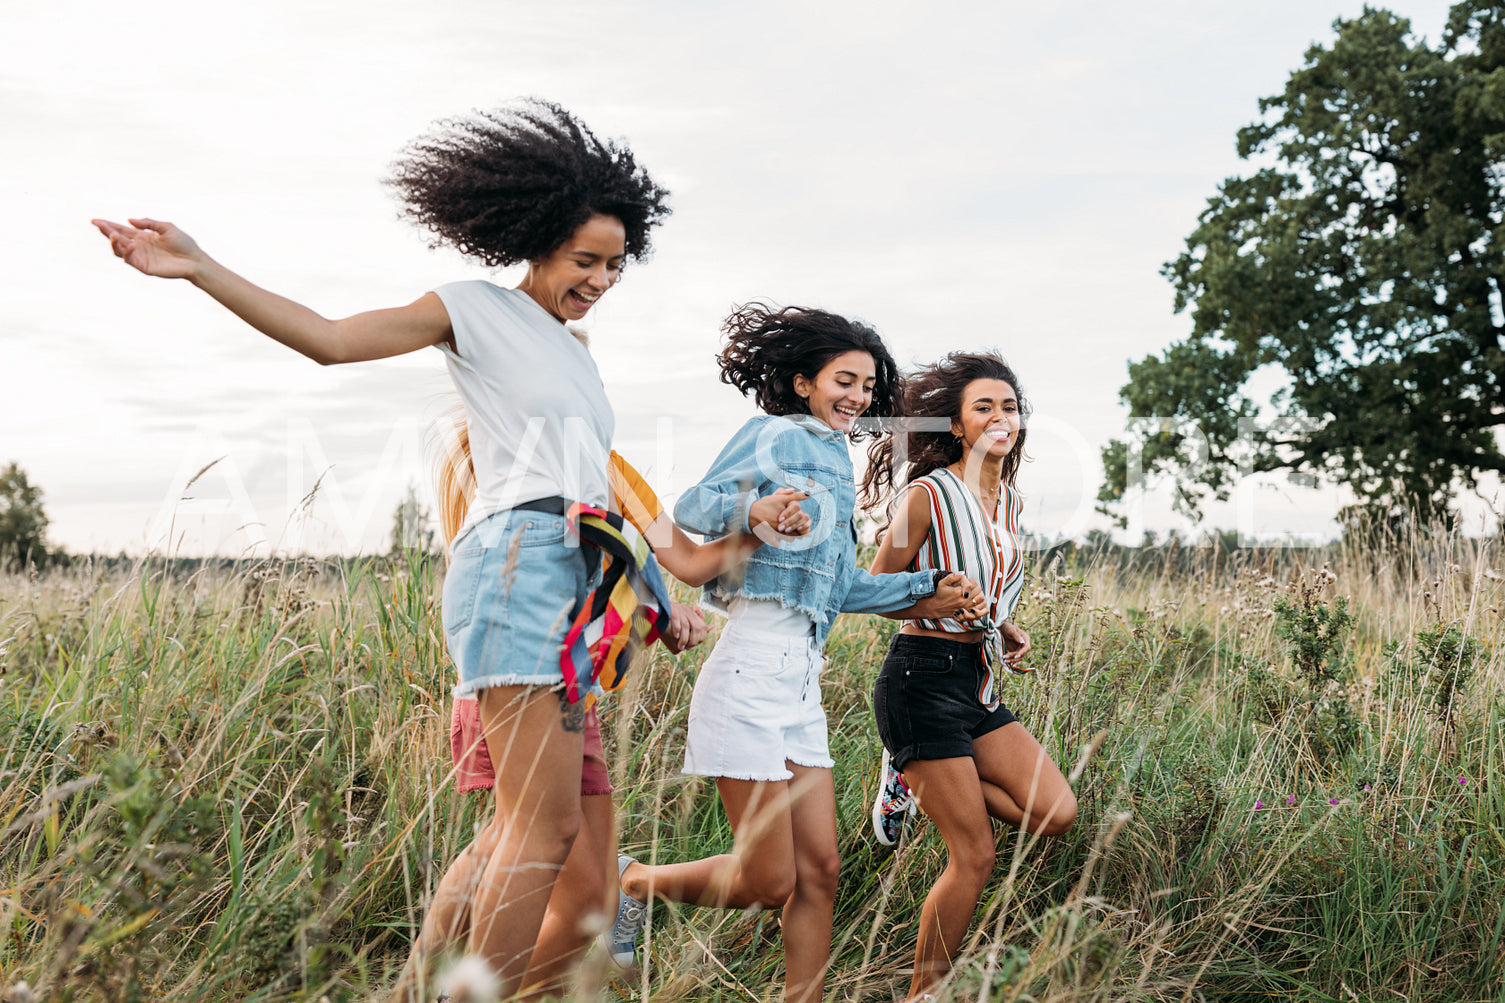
[608,853,648,969]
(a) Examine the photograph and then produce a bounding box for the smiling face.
[952,378,1021,459]
[793,350,877,433]
[519,213,627,323]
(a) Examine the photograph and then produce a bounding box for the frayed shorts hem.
[452,674,562,699]
[680,753,835,782]
[681,766,793,781]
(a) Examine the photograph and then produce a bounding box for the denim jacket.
[673,414,938,647]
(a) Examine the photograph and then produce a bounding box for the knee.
[744,865,798,908]
[509,803,582,862]
[798,850,841,901]
[1039,790,1078,837]
[949,836,997,889]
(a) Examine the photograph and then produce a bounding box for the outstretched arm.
[93,217,452,365]
[867,485,987,622]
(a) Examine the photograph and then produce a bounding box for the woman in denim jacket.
[612,303,983,1003]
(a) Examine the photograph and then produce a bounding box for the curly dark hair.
[717,302,903,507]
[385,99,671,267]
[863,351,1030,515]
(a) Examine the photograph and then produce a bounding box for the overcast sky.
[4,0,1490,557]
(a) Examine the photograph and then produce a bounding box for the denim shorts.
[683,620,833,781]
[873,633,1017,771]
[443,510,602,698]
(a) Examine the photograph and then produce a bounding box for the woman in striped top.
[862,351,1077,1001]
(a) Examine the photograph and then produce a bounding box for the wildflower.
[1286,794,1297,805]
[1328,798,1339,805]
[1363,784,1372,791]
[1254,800,1265,810]
[1459,776,1469,786]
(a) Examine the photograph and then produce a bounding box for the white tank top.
[727,597,816,636]
[434,281,614,545]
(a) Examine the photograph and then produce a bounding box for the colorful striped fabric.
[557,503,674,706]
[905,469,1030,705]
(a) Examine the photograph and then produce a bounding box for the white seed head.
[436,955,501,1003]
[3,982,35,1003]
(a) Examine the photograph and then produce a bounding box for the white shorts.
[683,620,832,781]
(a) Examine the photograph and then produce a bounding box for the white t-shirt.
[433,281,614,544]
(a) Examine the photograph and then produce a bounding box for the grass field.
[2,529,1502,1001]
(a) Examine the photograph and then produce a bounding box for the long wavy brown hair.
[861,351,1030,517]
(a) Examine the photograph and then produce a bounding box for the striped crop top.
[905,468,1025,632]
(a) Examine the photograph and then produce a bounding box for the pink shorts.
[450,698,613,797]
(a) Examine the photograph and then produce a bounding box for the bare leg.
[901,757,996,1000]
[388,827,494,1002]
[620,778,797,909]
[969,723,1076,835]
[466,685,586,996]
[388,686,583,1001]
[520,792,615,1000]
[782,764,839,1003]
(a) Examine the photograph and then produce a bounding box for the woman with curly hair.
[93,100,696,999]
[610,304,986,1003]
[865,351,1077,1002]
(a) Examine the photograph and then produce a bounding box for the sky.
[3,0,1492,557]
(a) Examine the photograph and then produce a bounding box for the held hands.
[659,601,710,654]
[748,488,811,543]
[911,572,988,624]
[92,217,205,281]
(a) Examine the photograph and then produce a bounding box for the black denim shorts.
[872,633,1017,772]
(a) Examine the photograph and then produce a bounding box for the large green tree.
[1100,2,1505,524]
[0,462,50,566]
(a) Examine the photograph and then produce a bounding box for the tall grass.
[1,529,1501,1001]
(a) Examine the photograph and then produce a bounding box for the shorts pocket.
[515,516,569,548]
[905,654,953,675]
[442,547,486,635]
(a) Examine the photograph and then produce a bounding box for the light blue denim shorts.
[443,510,602,698]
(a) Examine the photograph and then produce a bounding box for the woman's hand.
[659,601,710,653]
[909,572,987,623]
[748,488,810,540]
[1000,620,1031,667]
[93,217,206,281]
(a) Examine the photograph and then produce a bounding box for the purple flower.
[1287,794,1297,805]
[1254,800,1265,810]
[1459,776,1469,786]
[1328,798,1339,805]
[1363,784,1372,791]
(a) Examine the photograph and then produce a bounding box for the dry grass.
[1,528,1501,1001]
